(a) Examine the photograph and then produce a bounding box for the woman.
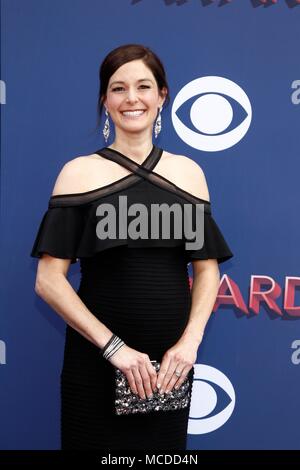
[30,43,233,450]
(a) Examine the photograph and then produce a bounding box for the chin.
[121,122,151,132]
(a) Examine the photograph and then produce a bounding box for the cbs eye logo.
[172,76,252,152]
[188,364,236,434]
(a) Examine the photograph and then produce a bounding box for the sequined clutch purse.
[114,360,192,416]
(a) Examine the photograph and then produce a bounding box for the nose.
[126,87,139,103]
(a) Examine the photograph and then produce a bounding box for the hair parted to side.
[96,43,170,129]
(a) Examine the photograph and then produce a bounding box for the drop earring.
[103,108,110,143]
[154,105,163,139]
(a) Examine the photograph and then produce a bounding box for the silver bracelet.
[102,334,125,360]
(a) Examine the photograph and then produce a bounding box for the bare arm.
[181,258,220,345]
[34,158,116,348]
[34,255,158,398]
[34,255,114,349]
[155,259,220,394]
[173,156,219,342]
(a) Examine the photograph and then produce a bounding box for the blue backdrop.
[1,0,300,450]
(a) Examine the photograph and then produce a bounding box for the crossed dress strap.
[98,145,211,213]
[97,144,163,176]
[49,144,211,214]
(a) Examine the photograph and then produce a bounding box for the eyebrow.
[109,78,153,88]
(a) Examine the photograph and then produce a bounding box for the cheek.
[141,98,160,118]
[145,93,160,107]
[107,94,122,109]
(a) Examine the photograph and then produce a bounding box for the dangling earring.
[103,108,110,143]
[154,105,163,139]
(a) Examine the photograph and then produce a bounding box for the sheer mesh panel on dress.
[48,145,211,215]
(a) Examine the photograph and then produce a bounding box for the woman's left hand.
[156,336,200,395]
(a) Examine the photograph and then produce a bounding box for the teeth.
[122,110,145,116]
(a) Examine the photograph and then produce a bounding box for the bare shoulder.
[51,155,90,196]
[161,150,210,202]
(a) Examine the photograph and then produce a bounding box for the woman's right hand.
[107,344,158,399]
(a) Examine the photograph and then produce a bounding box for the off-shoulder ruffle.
[30,202,233,265]
[184,212,233,264]
[30,206,85,264]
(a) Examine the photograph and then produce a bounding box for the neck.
[108,128,154,164]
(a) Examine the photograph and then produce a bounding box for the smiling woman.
[101,60,167,143]
[30,43,233,451]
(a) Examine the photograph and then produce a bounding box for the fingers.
[146,361,158,393]
[132,367,146,399]
[165,364,190,393]
[172,365,190,390]
[157,360,191,394]
[129,357,157,399]
[156,358,174,394]
[125,368,138,395]
[140,362,156,398]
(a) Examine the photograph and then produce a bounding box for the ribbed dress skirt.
[60,245,195,450]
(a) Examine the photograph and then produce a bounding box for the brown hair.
[95,43,170,130]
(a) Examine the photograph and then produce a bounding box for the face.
[103,59,167,135]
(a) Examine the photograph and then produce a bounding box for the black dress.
[30,144,233,450]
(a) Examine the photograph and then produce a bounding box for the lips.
[121,109,146,112]
[121,110,146,118]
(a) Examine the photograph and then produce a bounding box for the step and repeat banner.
[1,0,300,450]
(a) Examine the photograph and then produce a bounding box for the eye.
[172,76,252,152]
[188,364,236,434]
[111,85,151,92]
